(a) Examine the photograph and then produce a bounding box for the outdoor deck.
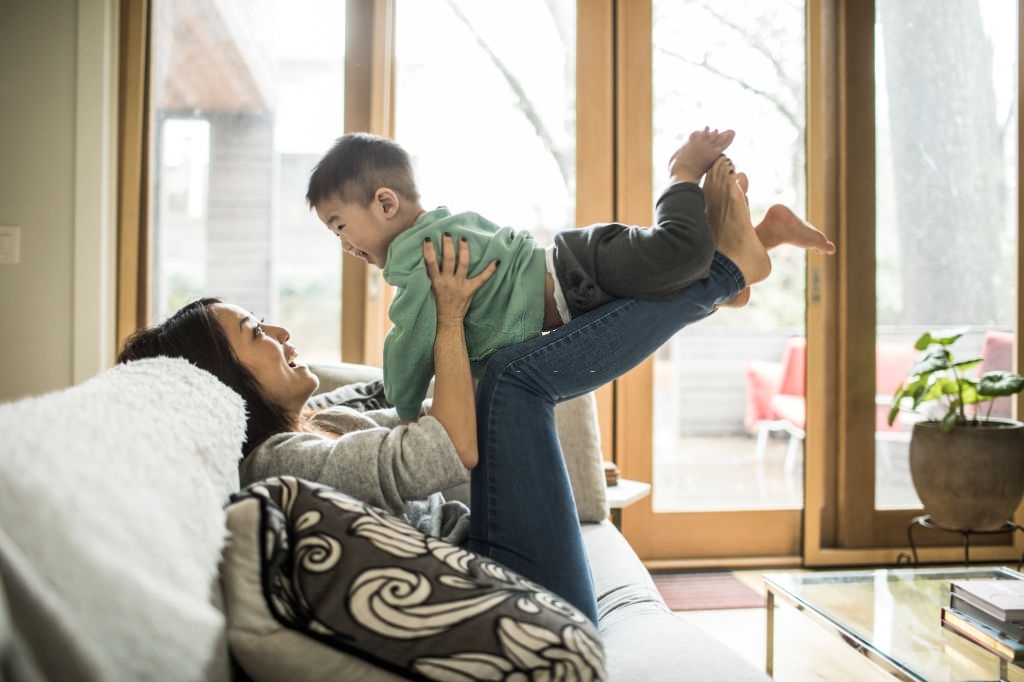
[651,432,919,512]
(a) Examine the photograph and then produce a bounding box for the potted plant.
[888,328,1024,531]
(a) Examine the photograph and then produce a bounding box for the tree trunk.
[878,0,1005,326]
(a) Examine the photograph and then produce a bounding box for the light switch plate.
[0,226,21,264]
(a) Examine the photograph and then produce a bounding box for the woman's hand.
[423,234,498,324]
[422,234,497,470]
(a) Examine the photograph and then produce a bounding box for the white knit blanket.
[0,357,246,681]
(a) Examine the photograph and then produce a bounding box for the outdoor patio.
[651,432,920,512]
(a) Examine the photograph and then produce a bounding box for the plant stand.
[898,514,1024,570]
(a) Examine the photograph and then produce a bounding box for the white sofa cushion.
[0,358,246,682]
[581,522,772,681]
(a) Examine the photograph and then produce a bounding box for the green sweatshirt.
[382,207,547,420]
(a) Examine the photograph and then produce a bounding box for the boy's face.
[315,189,402,269]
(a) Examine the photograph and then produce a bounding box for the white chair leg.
[784,429,805,472]
[755,421,771,461]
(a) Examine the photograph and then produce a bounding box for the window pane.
[874,0,1018,509]
[652,0,808,511]
[394,0,576,247]
[151,0,344,361]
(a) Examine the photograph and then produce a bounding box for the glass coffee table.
[764,566,1024,681]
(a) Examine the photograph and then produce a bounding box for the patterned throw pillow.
[222,476,606,681]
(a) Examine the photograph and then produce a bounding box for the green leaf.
[896,329,1016,426]
[887,392,902,426]
[956,381,983,405]
[917,328,968,350]
[978,371,1024,397]
[922,376,963,402]
[913,332,933,351]
[894,374,927,400]
[908,348,952,376]
[909,382,931,409]
[951,358,983,373]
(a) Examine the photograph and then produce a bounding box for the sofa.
[0,357,772,681]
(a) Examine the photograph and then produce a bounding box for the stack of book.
[941,578,1024,662]
[603,460,620,487]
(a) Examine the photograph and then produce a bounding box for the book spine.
[950,594,1024,641]
[950,581,1024,622]
[941,607,1024,662]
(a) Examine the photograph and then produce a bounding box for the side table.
[605,478,651,530]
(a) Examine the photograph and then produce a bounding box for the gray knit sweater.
[238,383,472,545]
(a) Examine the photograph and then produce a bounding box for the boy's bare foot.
[668,127,736,185]
[756,205,836,255]
[704,155,772,286]
[734,170,835,254]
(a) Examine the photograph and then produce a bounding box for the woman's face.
[212,303,319,414]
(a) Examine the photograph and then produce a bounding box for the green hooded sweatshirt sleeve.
[382,207,547,420]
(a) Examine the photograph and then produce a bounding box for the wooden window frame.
[116,0,1023,565]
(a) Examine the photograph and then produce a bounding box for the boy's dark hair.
[306,132,420,208]
[117,297,297,455]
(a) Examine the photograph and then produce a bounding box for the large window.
[150,0,345,361]
[127,0,1021,565]
[393,0,576,246]
[872,0,1018,508]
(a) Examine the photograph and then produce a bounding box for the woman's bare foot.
[717,286,751,309]
[736,171,749,195]
[668,127,736,185]
[703,156,772,286]
[756,205,836,254]
[735,170,835,254]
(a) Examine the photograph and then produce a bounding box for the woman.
[119,235,492,542]
[120,235,747,625]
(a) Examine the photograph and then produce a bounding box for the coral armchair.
[746,337,919,471]
[745,337,806,470]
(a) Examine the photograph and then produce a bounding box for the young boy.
[306,129,834,420]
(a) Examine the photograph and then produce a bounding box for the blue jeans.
[467,252,745,623]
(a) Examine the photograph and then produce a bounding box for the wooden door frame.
[576,0,618,453]
[341,0,395,366]
[805,0,1024,566]
[613,0,802,566]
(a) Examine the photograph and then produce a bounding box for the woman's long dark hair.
[117,298,299,455]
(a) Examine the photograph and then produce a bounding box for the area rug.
[652,571,766,611]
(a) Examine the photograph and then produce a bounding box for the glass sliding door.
[651,0,809,513]
[618,0,809,562]
[856,0,1019,543]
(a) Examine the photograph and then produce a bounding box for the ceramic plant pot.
[909,419,1024,531]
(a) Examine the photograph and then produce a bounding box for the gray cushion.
[308,362,609,522]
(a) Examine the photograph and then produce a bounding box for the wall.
[0,0,116,403]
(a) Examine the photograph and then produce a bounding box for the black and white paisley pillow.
[222,476,605,682]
